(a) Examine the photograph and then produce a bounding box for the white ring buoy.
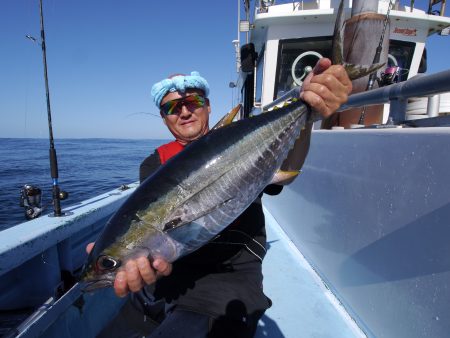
[388,53,398,67]
[291,51,323,86]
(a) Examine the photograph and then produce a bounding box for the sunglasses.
[160,94,206,116]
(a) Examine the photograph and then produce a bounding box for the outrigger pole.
[38,0,65,216]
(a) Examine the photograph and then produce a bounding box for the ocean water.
[0,138,166,230]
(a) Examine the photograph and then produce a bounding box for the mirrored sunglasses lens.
[161,95,205,116]
[185,95,205,110]
[161,101,178,115]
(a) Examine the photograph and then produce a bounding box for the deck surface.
[255,207,365,338]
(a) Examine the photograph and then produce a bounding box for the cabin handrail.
[262,70,450,123]
[338,69,450,122]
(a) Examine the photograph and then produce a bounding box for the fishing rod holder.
[51,184,69,217]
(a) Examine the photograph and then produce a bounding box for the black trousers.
[97,296,263,338]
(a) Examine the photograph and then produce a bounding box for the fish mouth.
[80,277,115,293]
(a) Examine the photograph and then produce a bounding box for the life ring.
[291,51,323,86]
[388,53,398,67]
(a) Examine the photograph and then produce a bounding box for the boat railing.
[256,1,447,15]
[338,69,450,123]
[262,69,450,125]
[257,1,356,12]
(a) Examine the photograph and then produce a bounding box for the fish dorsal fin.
[211,104,241,130]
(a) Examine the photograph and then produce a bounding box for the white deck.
[256,207,365,337]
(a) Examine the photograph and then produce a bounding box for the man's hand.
[300,58,352,118]
[275,58,351,186]
[85,242,172,298]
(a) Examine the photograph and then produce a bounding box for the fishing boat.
[1,0,449,337]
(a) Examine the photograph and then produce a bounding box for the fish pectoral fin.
[345,62,386,81]
[270,170,300,185]
[163,198,234,232]
[162,217,183,231]
[211,104,242,130]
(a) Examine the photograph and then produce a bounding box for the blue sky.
[1,0,449,139]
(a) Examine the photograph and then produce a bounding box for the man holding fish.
[89,58,351,337]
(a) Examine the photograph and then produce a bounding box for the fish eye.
[96,255,120,271]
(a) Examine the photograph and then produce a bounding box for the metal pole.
[237,0,241,72]
[238,0,240,47]
[338,69,450,114]
[358,0,394,124]
[39,0,62,216]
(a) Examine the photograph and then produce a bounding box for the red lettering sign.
[393,27,417,36]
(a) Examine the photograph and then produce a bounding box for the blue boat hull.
[263,127,450,337]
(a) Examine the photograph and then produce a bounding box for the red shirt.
[156,140,185,164]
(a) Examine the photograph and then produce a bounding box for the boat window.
[274,37,332,100]
[254,45,265,106]
[418,47,427,74]
[387,40,415,81]
[274,38,415,99]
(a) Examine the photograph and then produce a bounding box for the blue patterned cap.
[151,71,210,108]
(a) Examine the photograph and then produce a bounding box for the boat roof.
[249,2,450,53]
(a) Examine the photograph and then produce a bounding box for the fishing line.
[125,111,163,119]
[23,51,31,138]
[358,0,395,125]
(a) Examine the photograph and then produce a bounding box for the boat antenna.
[38,0,67,216]
[358,0,395,125]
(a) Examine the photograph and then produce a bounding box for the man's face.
[160,89,210,145]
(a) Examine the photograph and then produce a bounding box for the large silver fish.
[81,98,311,291]
[81,0,382,291]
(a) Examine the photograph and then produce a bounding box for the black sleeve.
[139,151,162,183]
[263,184,283,196]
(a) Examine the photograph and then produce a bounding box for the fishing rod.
[358,0,395,125]
[38,0,67,217]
